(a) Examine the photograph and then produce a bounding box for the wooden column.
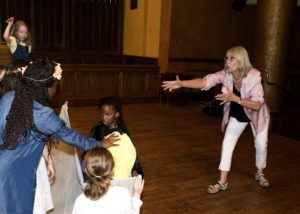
[252,0,297,114]
[158,0,172,73]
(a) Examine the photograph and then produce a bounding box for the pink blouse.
[201,68,270,135]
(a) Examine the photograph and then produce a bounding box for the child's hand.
[6,17,14,26]
[0,70,5,81]
[47,160,56,185]
[102,133,120,148]
[133,176,144,198]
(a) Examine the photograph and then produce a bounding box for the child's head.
[12,20,31,45]
[84,147,114,200]
[98,96,123,127]
[0,60,27,97]
[22,58,61,105]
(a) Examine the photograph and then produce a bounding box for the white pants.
[218,117,269,171]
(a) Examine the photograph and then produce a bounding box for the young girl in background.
[3,17,32,62]
[73,147,144,214]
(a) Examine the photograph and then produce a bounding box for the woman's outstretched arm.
[162,75,207,92]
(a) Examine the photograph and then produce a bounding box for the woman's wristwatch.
[238,97,242,105]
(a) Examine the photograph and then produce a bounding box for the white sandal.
[255,173,270,187]
[207,181,228,194]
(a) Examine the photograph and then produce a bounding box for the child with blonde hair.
[3,17,32,62]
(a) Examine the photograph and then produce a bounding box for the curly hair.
[0,59,57,150]
[0,60,28,97]
[84,147,114,200]
[97,96,129,139]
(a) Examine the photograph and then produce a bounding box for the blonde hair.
[11,20,31,46]
[226,46,253,78]
[84,147,114,200]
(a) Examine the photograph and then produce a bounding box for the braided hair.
[1,59,58,150]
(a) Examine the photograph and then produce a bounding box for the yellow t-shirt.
[8,36,32,54]
[107,132,136,179]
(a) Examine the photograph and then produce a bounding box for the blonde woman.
[162,46,270,193]
[72,147,144,214]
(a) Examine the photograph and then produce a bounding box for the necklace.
[233,76,242,83]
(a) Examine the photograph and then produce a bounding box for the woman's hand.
[216,92,262,111]
[215,92,239,105]
[133,176,145,198]
[161,75,182,92]
[102,133,120,148]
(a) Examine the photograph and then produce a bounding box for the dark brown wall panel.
[51,64,160,106]
[169,0,256,60]
[0,44,11,65]
[0,0,122,53]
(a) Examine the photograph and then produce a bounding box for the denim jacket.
[0,91,99,214]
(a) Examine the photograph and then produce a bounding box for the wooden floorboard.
[64,102,300,214]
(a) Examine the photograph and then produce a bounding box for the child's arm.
[132,176,144,213]
[3,17,14,44]
[0,69,5,81]
[42,146,55,183]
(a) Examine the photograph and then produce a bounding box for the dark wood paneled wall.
[0,43,11,65]
[1,43,160,107]
[290,7,300,66]
[51,64,160,107]
[159,0,257,74]
[0,0,30,27]
[32,51,158,65]
[0,0,123,52]
[170,1,256,58]
[162,1,300,73]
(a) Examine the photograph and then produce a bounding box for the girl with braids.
[0,59,119,214]
[72,147,144,214]
[0,60,55,214]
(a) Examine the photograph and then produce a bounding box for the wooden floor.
[65,102,300,214]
